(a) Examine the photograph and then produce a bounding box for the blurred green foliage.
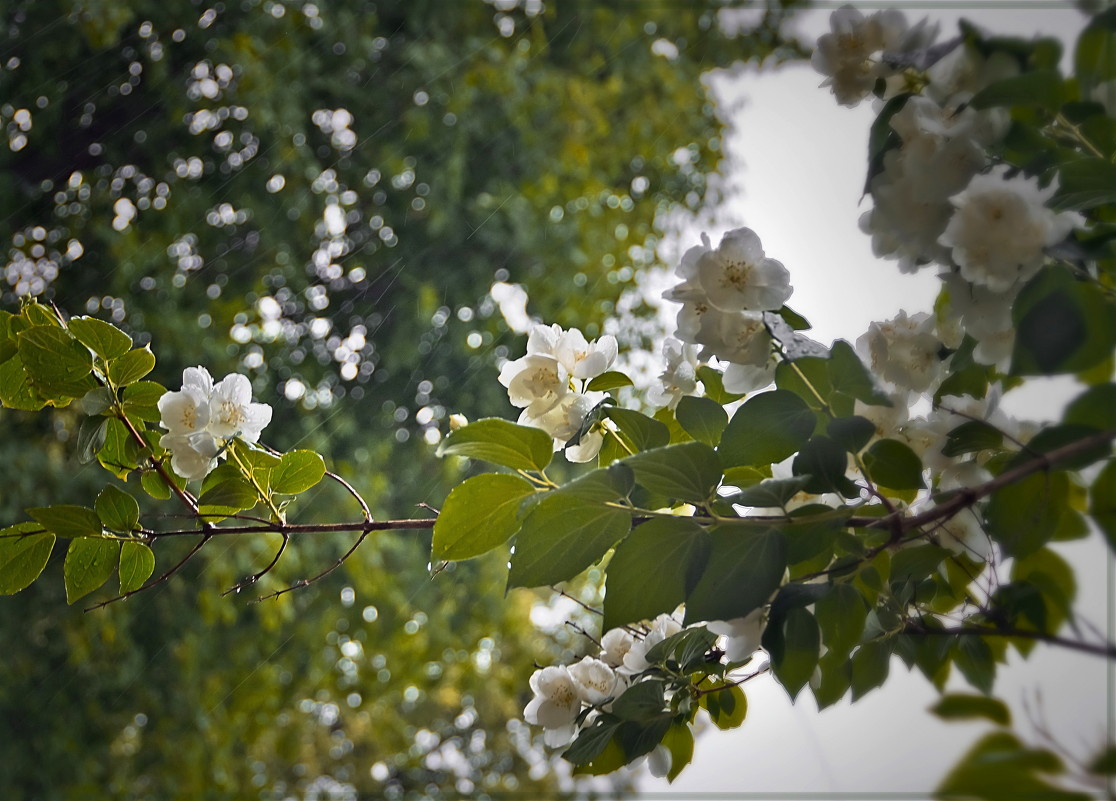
[0,0,804,797]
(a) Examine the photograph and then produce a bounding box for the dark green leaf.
[604,407,670,453]
[95,485,140,532]
[562,717,621,766]
[586,370,633,391]
[953,636,996,694]
[827,415,876,454]
[723,476,811,509]
[772,607,820,701]
[862,438,925,490]
[603,517,710,631]
[851,639,891,701]
[17,326,92,385]
[508,495,631,588]
[942,420,1004,458]
[794,436,857,496]
[697,365,744,405]
[27,505,102,538]
[1064,383,1116,431]
[828,340,890,406]
[970,68,1066,111]
[436,417,553,471]
[699,683,747,730]
[1088,745,1116,776]
[76,416,109,464]
[814,582,866,659]
[432,473,535,560]
[118,541,155,594]
[778,305,811,331]
[685,526,785,623]
[67,316,132,360]
[0,523,56,594]
[561,462,634,503]
[1012,268,1116,375]
[80,386,116,416]
[931,693,1011,726]
[1075,7,1116,89]
[674,396,728,446]
[1091,461,1116,551]
[617,715,673,761]
[612,679,667,721]
[107,346,156,386]
[64,537,119,604]
[719,390,815,468]
[270,450,327,494]
[623,442,721,504]
[986,471,1068,558]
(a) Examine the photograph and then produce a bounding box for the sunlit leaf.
[64,536,120,604]
[436,417,553,471]
[432,473,535,560]
[0,523,56,595]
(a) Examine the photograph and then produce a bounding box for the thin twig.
[221,533,289,597]
[254,529,372,603]
[86,533,213,611]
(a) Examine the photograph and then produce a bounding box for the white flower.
[159,431,220,482]
[648,338,698,409]
[568,656,620,705]
[648,744,672,779]
[599,627,636,668]
[924,41,1020,108]
[939,273,1019,369]
[811,6,913,107]
[523,666,582,748]
[157,384,210,436]
[554,328,618,380]
[856,311,944,394]
[207,373,273,443]
[940,166,1083,293]
[708,609,766,663]
[499,353,569,416]
[722,357,776,395]
[934,461,993,559]
[622,613,682,675]
[695,228,791,313]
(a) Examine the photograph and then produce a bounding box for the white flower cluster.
[157,366,273,480]
[524,612,765,765]
[661,227,792,396]
[499,323,617,462]
[814,11,1085,368]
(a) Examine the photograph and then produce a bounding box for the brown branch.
[254,529,372,603]
[906,621,1116,659]
[145,517,436,539]
[221,532,289,597]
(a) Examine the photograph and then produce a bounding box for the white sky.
[637,4,1112,797]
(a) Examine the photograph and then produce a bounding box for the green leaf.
[432,473,535,560]
[772,607,820,701]
[793,435,856,496]
[1053,157,1116,211]
[0,354,45,410]
[612,679,667,722]
[198,477,259,517]
[827,415,876,454]
[942,421,1004,458]
[96,418,139,480]
[27,505,102,538]
[586,370,633,391]
[270,450,327,494]
[828,340,890,406]
[1088,745,1116,776]
[17,326,93,385]
[1064,383,1116,431]
[1075,7,1116,89]
[862,438,926,490]
[623,442,721,504]
[814,582,867,660]
[508,495,631,588]
[140,469,173,500]
[563,717,621,766]
[436,417,553,471]
[604,407,670,452]
[890,544,950,588]
[80,386,116,416]
[685,526,785,623]
[76,416,109,464]
[1091,461,1116,551]
[699,683,747,730]
[1012,268,1116,375]
[986,471,1068,558]
[0,523,56,594]
[660,720,695,782]
[953,636,996,694]
[970,68,1066,111]
[64,536,119,604]
[95,485,140,532]
[937,731,1089,801]
[121,381,166,422]
[724,476,812,509]
[719,389,816,468]
[570,734,626,776]
[560,462,634,502]
[931,694,1011,726]
[850,639,891,701]
[118,541,155,594]
[674,396,727,446]
[107,346,156,386]
[697,365,744,405]
[617,715,673,761]
[67,316,132,360]
[644,626,718,670]
[778,305,811,330]
[603,517,710,631]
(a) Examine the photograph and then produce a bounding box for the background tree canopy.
[0,1,804,796]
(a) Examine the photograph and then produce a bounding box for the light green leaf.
[1065,383,1116,430]
[27,505,102,538]
[660,720,694,783]
[436,417,553,471]
[270,450,326,494]
[699,683,747,730]
[685,526,785,623]
[586,370,633,391]
[623,442,721,504]
[603,517,711,631]
[118,541,155,594]
[0,523,56,595]
[107,346,156,386]
[17,326,93,385]
[0,354,45,411]
[121,381,166,422]
[719,390,815,468]
[604,407,670,453]
[64,536,119,604]
[508,494,631,588]
[198,477,259,517]
[432,473,535,560]
[986,471,1068,558]
[140,470,173,500]
[675,396,728,446]
[67,316,132,360]
[95,485,140,532]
